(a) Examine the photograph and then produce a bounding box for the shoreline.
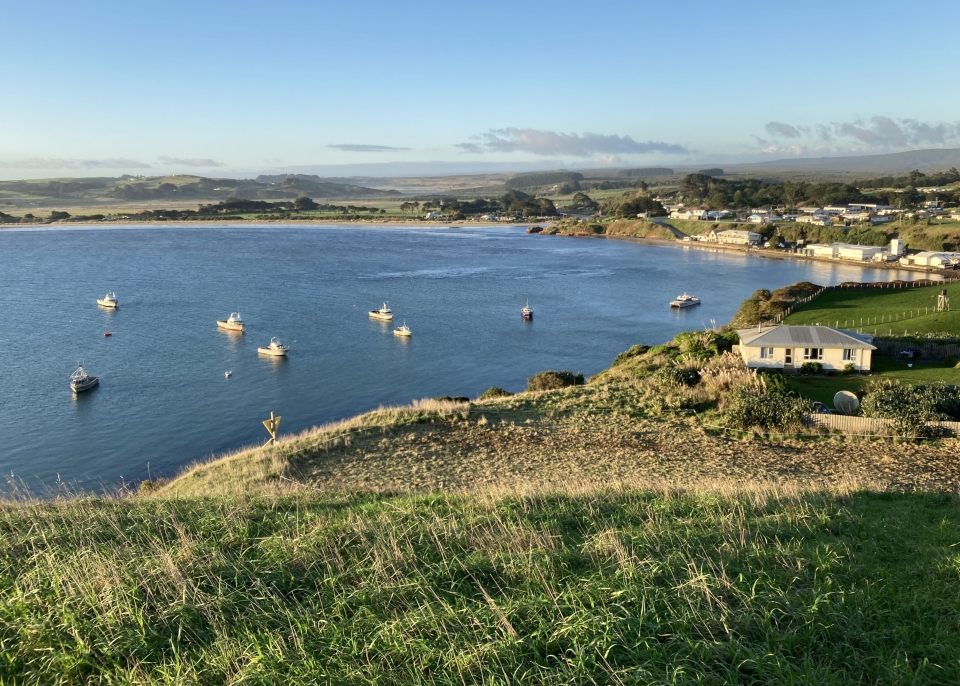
[576,232,948,276]
[2,218,949,277]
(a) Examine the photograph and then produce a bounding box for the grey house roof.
[737,325,876,349]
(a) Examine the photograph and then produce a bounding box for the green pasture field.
[3,486,960,683]
[783,281,960,336]
[785,356,960,406]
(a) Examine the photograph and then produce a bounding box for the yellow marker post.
[262,411,281,443]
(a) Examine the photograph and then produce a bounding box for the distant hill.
[503,171,583,190]
[616,168,675,178]
[724,148,960,174]
[0,174,400,206]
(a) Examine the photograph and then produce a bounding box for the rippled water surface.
[0,224,926,488]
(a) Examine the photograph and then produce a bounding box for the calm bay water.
[0,224,928,488]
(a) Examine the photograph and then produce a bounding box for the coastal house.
[748,214,772,224]
[797,215,833,227]
[670,209,707,220]
[736,325,875,372]
[823,205,849,215]
[715,229,762,245]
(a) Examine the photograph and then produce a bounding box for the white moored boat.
[258,337,289,356]
[97,292,119,308]
[70,365,99,393]
[393,322,412,337]
[670,293,701,308]
[521,300,534,319]
[369,302,393,321]
[217,312,245,332]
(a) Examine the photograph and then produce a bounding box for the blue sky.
[2,0,960,178]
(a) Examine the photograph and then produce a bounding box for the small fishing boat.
[69,365,99,393]
[521,300,534,319]
[97,292,119,308]
[224,371,232,378]
[104,332,112,337]
[393,322,412,337]
[369,302,393,321]
[217,312,245,332]
[258,337,289,356]
[670,293,701,308]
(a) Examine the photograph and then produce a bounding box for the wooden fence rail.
[803,413,960,437]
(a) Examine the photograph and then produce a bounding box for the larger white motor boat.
[521,300,534,319]
[369,302,393,321]
[258,337,289,356]
[670,293,701,308]
[97,292,119,308]
[70,365,99,393]
[217,312,245,332]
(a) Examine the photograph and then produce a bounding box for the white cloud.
[764,122,802,139]
[460,128,688,156]
[756,116,960,153]
[157,156,223,167]
[326,144,411,152]
[0,157,151,169]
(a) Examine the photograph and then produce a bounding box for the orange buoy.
[104,332,112,337]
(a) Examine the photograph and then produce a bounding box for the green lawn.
[786,356,960,406]
[2,488,960,683]
[783,280,960,336]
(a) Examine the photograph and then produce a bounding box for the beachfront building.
[903,251,957,268]
[714,229,762,245]
[836,244,887,261]
[797,215,833,227]
[736,325,875,372]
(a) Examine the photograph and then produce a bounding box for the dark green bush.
[860,379,960,436]
[799,362,823,376]
[653,365,701,387]
[526,370,585,392]
[434,396,470,403]
[724,384,811,431]
[613,345,649,366]
[478,387,512,400]
[842,363,856,375]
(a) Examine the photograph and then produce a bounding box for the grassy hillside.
[5,321,960,682]
[783,281,960,335]
[3,485,960,684]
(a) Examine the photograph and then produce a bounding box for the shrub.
[479,387,512,400]
[860,379,960,436]
[842,363,856,375]
[653,365,701,387]
[799,362,823,376]
[613,345,649,366]
[526,370,585,392]
[723,379,810,431]
[434,395,470,403]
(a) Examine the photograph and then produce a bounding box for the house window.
[759,347,775,359]
[843,349,854,361]
[803,348,823,360]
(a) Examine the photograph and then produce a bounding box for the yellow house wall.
[741,345,872,371]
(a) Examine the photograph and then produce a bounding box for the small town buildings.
[837,244,887,261]
[670,209,707,220]
[905,251,956,268]
[736,325,875,372]
[715,229,762,245]
[797,215,833,227]
[823,205,849,215]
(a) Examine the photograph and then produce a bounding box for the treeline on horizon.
[674,172,960,209]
